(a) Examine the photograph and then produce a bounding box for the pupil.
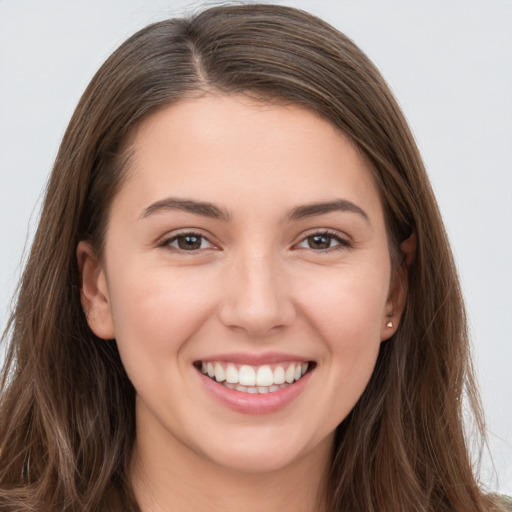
[178,235,201,250]
[309,235,330,249]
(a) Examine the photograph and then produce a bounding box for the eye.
[296,231,351,252]
[162,232,216,252]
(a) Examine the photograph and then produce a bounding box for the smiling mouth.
[194,361,315,394]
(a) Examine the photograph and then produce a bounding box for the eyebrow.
[285,199,370,223]
[139,197,369,224]
[139,198,230,221]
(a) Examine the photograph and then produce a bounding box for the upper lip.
[196,352,312,365]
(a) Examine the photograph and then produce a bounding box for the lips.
[194,355,315,414]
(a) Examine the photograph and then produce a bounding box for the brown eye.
[306,234,332,249]
[177,235,203,250]
[296,231,350,252]
[165,233,214,251]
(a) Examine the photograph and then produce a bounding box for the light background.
[1,0,511,495]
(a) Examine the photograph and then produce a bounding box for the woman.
[0,4,509,511]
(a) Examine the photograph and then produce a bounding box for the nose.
[218,250,296,336]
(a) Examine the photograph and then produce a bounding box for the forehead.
[115,94,383,224]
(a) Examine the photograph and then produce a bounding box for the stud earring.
[386,321,393,328]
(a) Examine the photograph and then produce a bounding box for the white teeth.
[273,366,285,384]
[285,364,296,384]
[212,381,297,394]
[200,360,311,391]
[226,364,238,384]
[239,365,256,386]
[214,362,226,382]
[256,365,274,386]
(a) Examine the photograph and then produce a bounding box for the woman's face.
[79,94,404,475]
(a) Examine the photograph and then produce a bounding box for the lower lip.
[197,368,312,415]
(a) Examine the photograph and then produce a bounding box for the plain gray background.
[1,0,511,495]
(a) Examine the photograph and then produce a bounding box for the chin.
[193,425,331,475]
[205,446,305,474]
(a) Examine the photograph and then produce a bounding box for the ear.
[380,233,416,341]
[77,240,115,340]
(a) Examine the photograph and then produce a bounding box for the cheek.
[297,260,390,344]
[293,260,389,419]
[105,262,217,380]
[315,275,385,373]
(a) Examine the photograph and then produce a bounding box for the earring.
[386,321,393,328]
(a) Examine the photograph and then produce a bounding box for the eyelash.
[159,231,217,253]
[295,230,352,253]
[159,229,352,254]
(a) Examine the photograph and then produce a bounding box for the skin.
[78,94,408,512]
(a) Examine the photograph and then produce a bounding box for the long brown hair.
[0,4,496,511]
